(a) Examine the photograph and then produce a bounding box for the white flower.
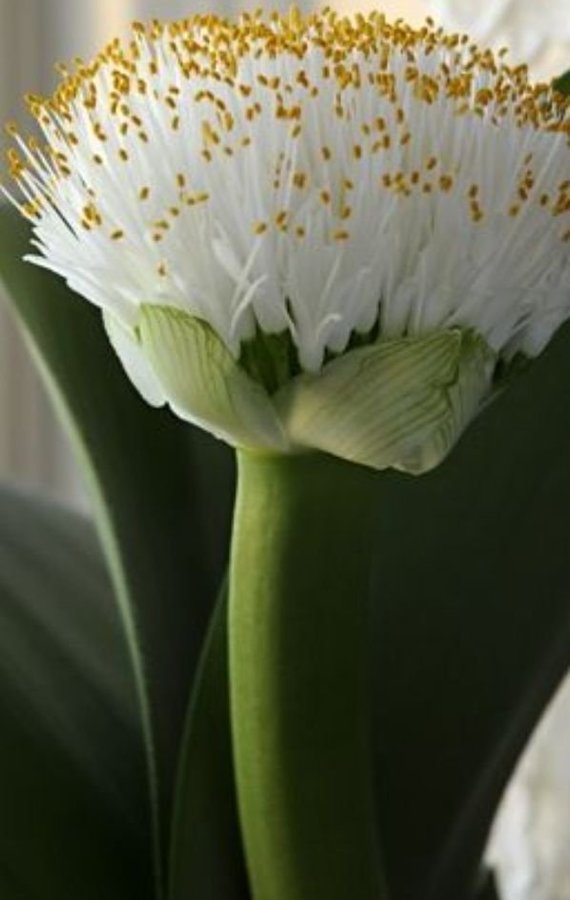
[5,8,570,472]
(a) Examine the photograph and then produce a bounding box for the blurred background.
[0,2,569,898]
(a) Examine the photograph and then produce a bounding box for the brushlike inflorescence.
[5,6,570,374]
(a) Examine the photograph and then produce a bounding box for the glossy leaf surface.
[372,322,570,899]
[0,484,149,899]
[0,205,235,891]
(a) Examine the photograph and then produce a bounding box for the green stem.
[229,450,388,900]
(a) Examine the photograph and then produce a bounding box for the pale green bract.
[138,306,286,451]
[276,327,495,474]
[117,304,495,474]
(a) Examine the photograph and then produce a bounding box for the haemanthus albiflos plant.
[4,7,570,899]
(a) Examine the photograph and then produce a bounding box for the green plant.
[1,9,570,899]
[2,200,570,899]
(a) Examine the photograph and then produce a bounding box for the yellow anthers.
[6,149,25,179]
[475,87,494,106]
[202,121,220,146]
[4,4,570,386]
[292,171,308,189]
[8,5,567,147]
[22,200,42,220]
[81,201,103,230]
[274,209,288,230]
[470,200,484,222]
[93,122,108,142]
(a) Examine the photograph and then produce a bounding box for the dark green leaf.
[372,322,570,899]
[553,69,570,95]
[0,205,235,892]
[179,323,570,900]
[0,484,150,899]
[472,869,500,900]
[169,584,249,900]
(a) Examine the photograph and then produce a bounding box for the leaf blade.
[0,484,150,900]
[0,205,235,892]
[370,323,570,899]
[169,585,250,900]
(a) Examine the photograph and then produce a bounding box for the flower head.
[5,8,570,472]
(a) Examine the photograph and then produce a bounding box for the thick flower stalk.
[5,8,570,900]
